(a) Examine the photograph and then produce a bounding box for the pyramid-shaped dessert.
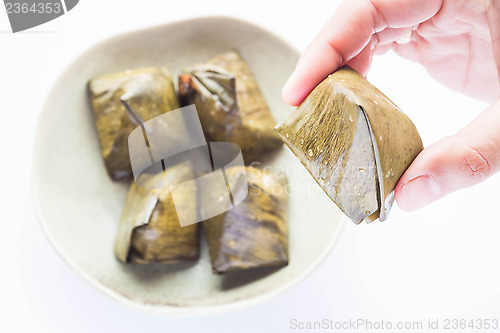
[275,66,423,223]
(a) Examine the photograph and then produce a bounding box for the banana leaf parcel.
[203,166,289,274]
[275,66,423,224]
[114,162,199,264]
[88,67,179,181]
[178,51,282,163]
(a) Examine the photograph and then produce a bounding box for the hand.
[282,0,500,211]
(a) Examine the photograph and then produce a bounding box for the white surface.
[1,0,499,332]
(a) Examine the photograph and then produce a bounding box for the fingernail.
[399,175,441,211]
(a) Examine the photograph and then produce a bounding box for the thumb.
[395,99,500,211]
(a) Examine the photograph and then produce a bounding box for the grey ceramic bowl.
[33,16,346,316]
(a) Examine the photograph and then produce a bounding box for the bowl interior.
[33,16,345,315]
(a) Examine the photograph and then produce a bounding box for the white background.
[1,0,499,332]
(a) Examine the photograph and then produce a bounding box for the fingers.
[486,0,500,82]
[345,42,374,76]
[348,27,417,73]
[282,0,443,106]
[377,26,416,45]
[393,40,421,63]
[374,27,419,56]
[395,98,500,211]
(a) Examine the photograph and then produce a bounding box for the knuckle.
[461,146,493,182]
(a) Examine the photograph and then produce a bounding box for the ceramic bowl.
[33,16,346,316]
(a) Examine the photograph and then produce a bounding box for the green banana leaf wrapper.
[275,66,423,224]
[88,67,179,181]
[114,162,199,264]
[203,166,289,274]
[178,51,282,163]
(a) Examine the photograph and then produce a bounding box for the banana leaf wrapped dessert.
[275,66,423,224]
[88,67,179,181]
[178,51,282,163]
[203,166,289,274]
[114,162,199,264]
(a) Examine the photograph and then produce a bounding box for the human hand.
[282,0,500,211]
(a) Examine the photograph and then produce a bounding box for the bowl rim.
[32,15,346,317]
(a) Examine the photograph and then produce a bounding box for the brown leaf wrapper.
[178,51,282,163]
[88,67,179,181]
[275,66,423,224]
[203,166,289,274]
[114,162,199,264]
